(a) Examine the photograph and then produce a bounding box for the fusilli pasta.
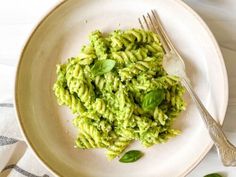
[53,29,186,160]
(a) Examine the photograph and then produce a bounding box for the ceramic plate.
[15,0,228,176]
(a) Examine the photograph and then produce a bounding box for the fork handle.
[181,78,236,166]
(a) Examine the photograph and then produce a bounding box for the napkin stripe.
[0,103,14,108]
[2,164,49,177]
[0,136,18,146]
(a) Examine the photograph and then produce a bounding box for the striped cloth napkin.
[0,65,52,177]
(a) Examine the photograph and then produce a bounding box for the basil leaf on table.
[142,89,165,111]
[204,173,222,177]
[91,59,116,76]
[119,150,143,163]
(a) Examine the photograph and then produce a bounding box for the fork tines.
[139,10,171,53]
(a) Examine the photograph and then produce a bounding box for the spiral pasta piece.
[54,85,85,114]
[77,45,97,65]
[119,61,153,81]
[76,133,101,149]
[110,29,160,51]
[142,42,164,57]
[153,107,168,126]
[90,30,109,59]
[106,137,131,160]
[53,65,85,114]
[65,61,84,85]
[124,29,160,43]
[111,48,148,65]
[76,117,111,147]
[93,98,115,122]
[94,72,122,92]
[67,79,94,109]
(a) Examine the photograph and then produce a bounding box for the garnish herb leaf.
[142,89,165,111]
[119,150,143,163]
[91,59,116,76]
[204,173,223,177]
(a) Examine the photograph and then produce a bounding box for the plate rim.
[14,0,229,177]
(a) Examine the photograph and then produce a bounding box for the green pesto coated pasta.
[106,136,132,160]
[53,29,186,160]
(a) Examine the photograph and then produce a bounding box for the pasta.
[53,29,186,160]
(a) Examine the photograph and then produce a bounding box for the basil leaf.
[91,59,116,76]
[119,150,143,163]
[204,173,222,177]
[142,89,165,111]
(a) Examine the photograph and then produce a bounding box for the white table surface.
[0,0,236,176]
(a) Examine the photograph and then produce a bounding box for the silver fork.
[139,10,236,166]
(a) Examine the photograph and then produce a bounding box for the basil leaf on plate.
[142,89,165,111]
[204,173,222,177]
[91,59,116,76]
[119,150,143,163]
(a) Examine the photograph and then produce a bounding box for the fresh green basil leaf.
[142,89,165,111]
[91,59,116,76]
[204,173,222,177]
[119,150,143,163]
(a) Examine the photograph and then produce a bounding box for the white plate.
[14,0,228,177]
